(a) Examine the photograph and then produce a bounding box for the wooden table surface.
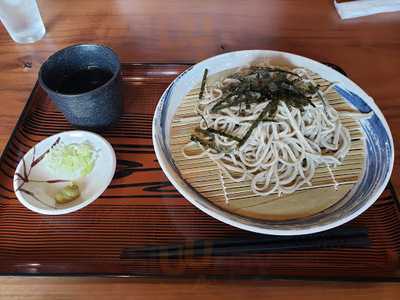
[0,0,399,298]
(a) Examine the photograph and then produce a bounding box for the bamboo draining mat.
[171,69,365,220]
[0,63,399,280]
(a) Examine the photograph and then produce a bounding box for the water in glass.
[0,0,46,43]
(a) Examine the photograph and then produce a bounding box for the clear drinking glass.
[0,0,46,44]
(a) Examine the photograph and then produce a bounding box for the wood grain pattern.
[0,0,400,297]
[0,64,399,280]
[1,0,399,194]
[2,277,400,300]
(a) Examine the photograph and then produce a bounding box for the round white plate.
[13,130,116,215]
[152,50,394,235]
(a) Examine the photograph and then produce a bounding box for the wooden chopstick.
[120,226,369,259]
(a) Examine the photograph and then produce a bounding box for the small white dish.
[13,130,116,215]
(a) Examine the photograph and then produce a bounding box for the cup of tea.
[39,44,122,129]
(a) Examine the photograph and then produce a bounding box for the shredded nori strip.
[196,66,321,149]
[199,69,208,99]
[195,128,241,142]
[213,93,263,112]
[268,68,301,78]
[306,98,316,107]
[263,117,276,122]
[199,112,209,127]
[238,99,278,147]
[190,134,215,149]
[211,68,316,114]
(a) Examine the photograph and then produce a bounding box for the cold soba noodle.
[181,65,371,202]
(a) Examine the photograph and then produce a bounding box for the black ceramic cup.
[39,44,122,129]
